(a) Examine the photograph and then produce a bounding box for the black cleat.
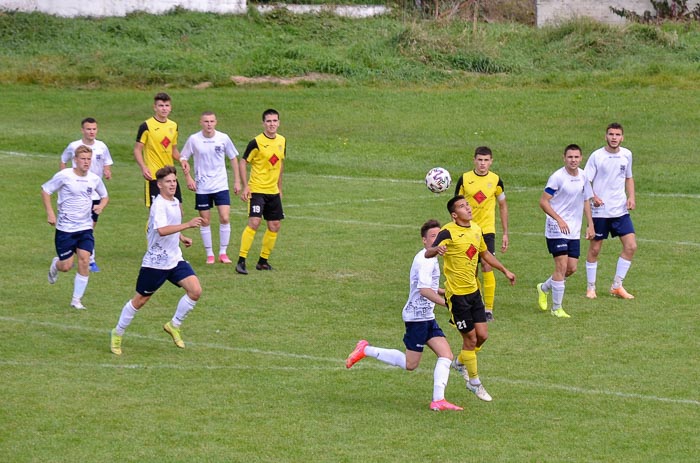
[256,262,274,271]
[235,262,248,275]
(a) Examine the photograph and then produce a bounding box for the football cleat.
[466,382,493,402]
[551,308,571,318]
[235,261,248,275]
[89,262,100,272]
[430,399,463,411]
[218,254,232,264]
[163,322,185,348]
[451,358,469,381]
[48,257,59,284]
[206,255,215,265]
[586,288,597,299]
[110,329,123,356]
[536,283,548,311]
[345,340,368,369]
[70,298,86,310]
[256,262,273,271]
[610,286,634,299]
[485,310,494,322]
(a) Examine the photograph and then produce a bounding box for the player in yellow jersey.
[425,195,515,402]
[235,109,286,274]
[453,146,509,321]
[134,92,186,210]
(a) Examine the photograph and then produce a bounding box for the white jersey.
[142,195,184,270]
[61,140,113,200]
[544,167,593,239]
[180,130,239,194]
[584,146,633,218]
[401,249,441,322]
[42,169,108,233]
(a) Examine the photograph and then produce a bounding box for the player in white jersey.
[180,112,241,265]
[60,118,114,272]
[110,166,204,356]
[42,145,109,310]
[583,123,637,300]
[345,220,463,412]
[536,144,594,318]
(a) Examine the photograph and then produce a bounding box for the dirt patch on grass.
[230,72,343,86]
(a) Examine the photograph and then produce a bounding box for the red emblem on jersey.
[466,244,478,260]
[269,154,279,166]
[474,191,487,204]
[161,137,171,149]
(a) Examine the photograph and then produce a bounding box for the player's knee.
[187,286,202,301]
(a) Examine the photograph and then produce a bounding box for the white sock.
[219,223,231,255]
[200,225,213,257]
[72,274,89,299]
[586,261,597,289]
[541,276,552,293]
[115,300,138,335]
[172,294,197,328]
[364,346,406,369]
[433,357,451,402]
[90,249,96,264]
[613,257,632,288]
[551,279,565,309]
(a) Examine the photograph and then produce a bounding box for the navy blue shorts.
[546,238,581,258]
[135,260,196,297]
[55,229,94,261]
[447,290,486,333]
[402,319,446,352]
[593,214,635,240]
[195,190,231,211]
[248,193,284,221]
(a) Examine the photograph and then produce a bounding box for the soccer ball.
[425,167,451,194]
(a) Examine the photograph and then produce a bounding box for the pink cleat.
[345,340,368,369]
[586,288,597,299]
[610,286,634,299]
[219,254,232,264]
[430,399,463,411]
[206,256,215,265]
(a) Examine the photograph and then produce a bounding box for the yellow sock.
[458,349,478,380]
[260,230,278,259]
[483,270,496,311]
[474,346,482,353]
[239,226,256,259]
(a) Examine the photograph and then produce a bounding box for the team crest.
[474,191,487,204]
[269,154,279,166]
[215,146,223,155]
[86,187,93,195]
[465,244,478,260]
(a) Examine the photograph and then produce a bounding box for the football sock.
[72,273,89,299]
[238,226,256,259]
[541,276,552,292]
[364,346,406,369]
[482,270,496,311]
[433,357,451,402]
[260,230,278,260]
[115,300,138,336]
[613,257,632,288]
[551,279,565,309]
[458,349,478,381]
[90,249,96,264]
[200,225,213,256]
[586,261,598,289]
[172,294,197,328]
[219,223,231,255]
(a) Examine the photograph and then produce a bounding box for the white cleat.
[467,382,493,402]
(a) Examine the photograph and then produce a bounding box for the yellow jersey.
[455,170,504,234]
[433,221,487,296]
[242,133,286,194]
[136,117,179,173]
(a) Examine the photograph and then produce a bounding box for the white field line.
[1,316,698,407]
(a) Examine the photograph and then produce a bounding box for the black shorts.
[447,290,486,333]
[146,179,183,207]
[248,193,284,221]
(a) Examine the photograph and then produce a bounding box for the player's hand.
[592,195,604,208]
[181,236,193,248]
[233,182,241,196]
[585,225,595,240]
[240,186,251,202]
[504,270,516,285]
[180,160,191,176]
[501,234,509,253]
[141,167,153,181]
[435,245,447,256]
[187,177,197,192]
[557,219,569,235]
[187,217,204,229]
[47,212,56,226]
[627,197,636,211]
[92,204,104,215]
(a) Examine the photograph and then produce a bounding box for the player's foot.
[206,255,215,265]
[466,382,493,402]
[586,288,597,299]
[345,339,368,368]
[48,257,59,284]
[430,399,463,411]
[536,283,548,310]
[218,254,232,264]
[70,298,86,310]
[610,285,634,299]
[256,262,274,271]
[89,261,100,272]
[110,329,122,356]
[163,322,185,348]
[551,308,571,318]
[235,261,248,275]
[451,358,469,381]
[485,310,494,322]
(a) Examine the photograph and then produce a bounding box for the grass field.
[0,83,698,462]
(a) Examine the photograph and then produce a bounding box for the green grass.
[0,84,698,462]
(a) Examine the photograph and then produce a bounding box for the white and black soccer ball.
[425,167,451,194]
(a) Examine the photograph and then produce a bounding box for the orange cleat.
[345,340,368,369]
[610,286,634,299]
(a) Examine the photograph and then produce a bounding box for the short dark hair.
[154,92,171,103]
[156,165,177,180]
[447,195,465,214]
[564,143,582,155]
[606,122,623,134]
[262,108,279,121]
[81,117,97,127]
[474,146,492,158]
[420,219,441,238]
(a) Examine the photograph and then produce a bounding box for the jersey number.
[251,205,261,214]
